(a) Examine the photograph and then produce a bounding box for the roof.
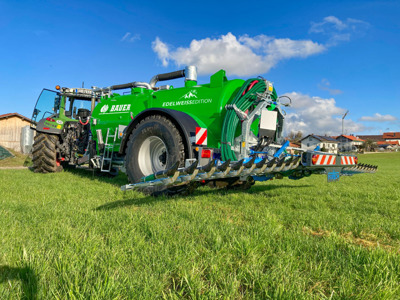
[301,134,338,143]
[377,141,399,145]
[289,142,301,148]
[383,132,400,139]
[0,113,31,122]
[336,135,365,142]
[357,135,384,142]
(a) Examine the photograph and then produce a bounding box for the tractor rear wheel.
[32,132,63,173]
[125,115,185,194]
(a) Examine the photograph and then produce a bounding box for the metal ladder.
[101,128,118,172]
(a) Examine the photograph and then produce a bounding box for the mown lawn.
[0,152,399,299]
[0,148,31,168]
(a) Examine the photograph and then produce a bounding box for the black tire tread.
[125,115,185,195]
[32,132,63,173]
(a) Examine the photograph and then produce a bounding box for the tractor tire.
[32,132,63,173]
[125,115,185,195]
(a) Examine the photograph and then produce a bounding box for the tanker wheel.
[32,132,63,173]
[125,115,185,195]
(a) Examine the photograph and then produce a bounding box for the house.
[383,132,400,144]
[300,134,338,154]
[357,132,400,147]
[286,141,301,154]
[0,113,32,152]
[377,141,400,147]
[357,135,384,143]
[335,135,365,152]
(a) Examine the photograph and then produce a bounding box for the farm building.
[0,113,32,152]
[357,132,400,148]
[300,134,338,154]
[383,132,400,143]
[357,134,384,143]
[377,141,400,148]
[336,135,365,152]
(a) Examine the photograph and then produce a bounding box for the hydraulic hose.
[221,79,277,161]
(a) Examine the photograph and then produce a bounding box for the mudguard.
[35,118,62,135]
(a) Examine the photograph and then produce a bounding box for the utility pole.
[342,110,349,135]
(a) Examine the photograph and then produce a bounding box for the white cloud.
[283,92,365,135]
[121,32,140,43]
[359,113,398,122]
[152,37,170,67]
[318,78,343,95]
[152,33,325,76]
[309,16,370,46]
[309,16,348,33]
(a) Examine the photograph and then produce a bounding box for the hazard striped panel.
[313,154,336,165]
[341,156,356,165]
[195,127,207,146]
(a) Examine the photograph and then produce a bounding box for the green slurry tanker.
[31,66,377,195]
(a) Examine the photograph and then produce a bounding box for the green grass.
[0,148,31,168]
[0,152,399,299]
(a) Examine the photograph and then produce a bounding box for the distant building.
[335,135,365,152]
[357,135,384,143]
[383,132,400,143]
[0,113,32,152]
[300,134,338,154]
[357,132,400,148]
[286,141,301,154]
[377,141,400,149]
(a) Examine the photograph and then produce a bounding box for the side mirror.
[33,108,40,117]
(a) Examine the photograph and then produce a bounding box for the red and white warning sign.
[341,156,356,165]
[314,154,336,165]
[195,127,207,146]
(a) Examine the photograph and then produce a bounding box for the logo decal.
[56,120,63,124]
[100,105,109,113]
[110,104,131,112]
[100,104,131,114]
[180,90,198,99]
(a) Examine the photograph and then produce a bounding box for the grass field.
[0,149,31,168]
[0,152,399,299]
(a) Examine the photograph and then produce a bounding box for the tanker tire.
[32,132,63,173]
[125,115,185,195]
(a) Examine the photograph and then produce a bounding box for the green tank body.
[91,70,246,152]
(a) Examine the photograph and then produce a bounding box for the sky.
[0,0,399,136]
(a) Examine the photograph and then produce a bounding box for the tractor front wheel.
[125,115,185,193]
[32,132,63,173]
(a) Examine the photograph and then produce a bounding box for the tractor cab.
[31,89,61,128]
[31,87,99,131]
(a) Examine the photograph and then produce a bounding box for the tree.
[286,131,303,142]
[361,139,376,152]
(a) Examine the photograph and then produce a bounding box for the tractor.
[31,66,376,195]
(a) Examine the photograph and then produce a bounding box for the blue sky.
[0,0,399,135]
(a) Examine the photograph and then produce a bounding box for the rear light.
[312,154,318,165]
[43,127,50,130]
[201,149,211,158]
[354,156,358,164]
[46,117,55,122]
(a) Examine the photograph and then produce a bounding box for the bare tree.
[286,131,303,142]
